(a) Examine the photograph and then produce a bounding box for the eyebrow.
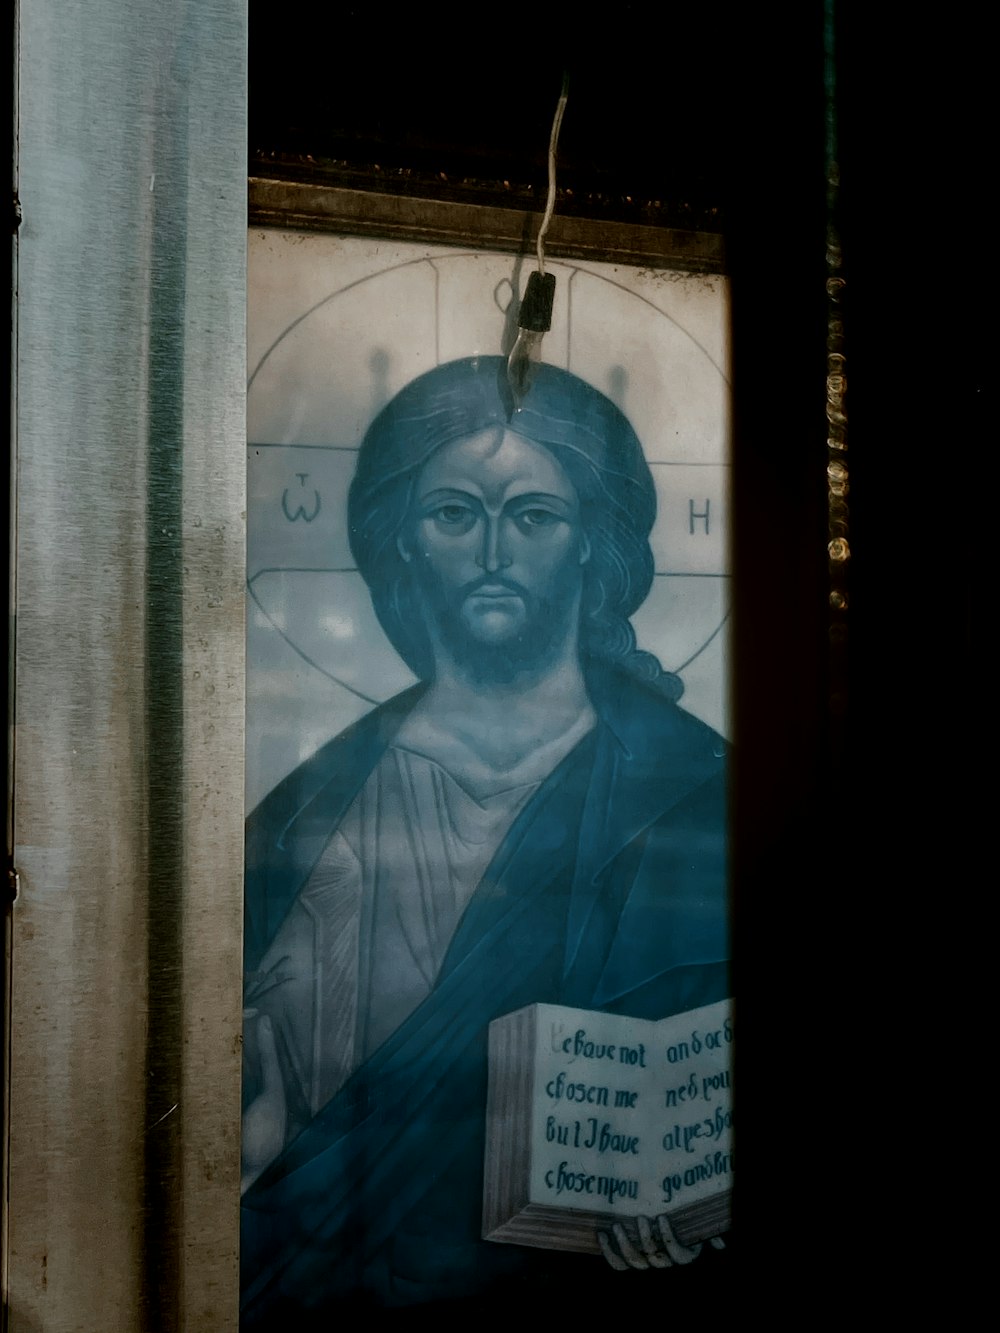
[417,485,482,505]
[506,491,575,513]
[417,486,576,514]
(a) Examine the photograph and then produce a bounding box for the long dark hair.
[347,356,681,699]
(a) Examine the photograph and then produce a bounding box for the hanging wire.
[507,72,570,408]
[537,72,570,274]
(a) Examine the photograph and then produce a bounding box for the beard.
[408,567,583,686]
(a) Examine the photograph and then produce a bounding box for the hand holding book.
[483,1000,733,1256]
[597,1214,726,1270]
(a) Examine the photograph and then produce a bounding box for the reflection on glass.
[242,241,732,1320]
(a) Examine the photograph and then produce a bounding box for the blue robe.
[241,667,730,1321]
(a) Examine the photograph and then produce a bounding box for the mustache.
[459,574,528,598]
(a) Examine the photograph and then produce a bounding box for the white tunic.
[247,746,541,1121]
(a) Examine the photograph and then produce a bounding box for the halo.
[247,238,730,804]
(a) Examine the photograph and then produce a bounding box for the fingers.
[256,1015,284,1099]
[597,1229,630,1271]
[598,1216,717,1272]
[655,1214,703,1266]
[637,1215,672,1268]
[611,1221,649,1269]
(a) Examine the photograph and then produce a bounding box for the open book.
[483,999,733,1254]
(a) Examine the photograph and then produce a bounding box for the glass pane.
[242,230,732,1322]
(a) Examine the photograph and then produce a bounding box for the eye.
[515,508,561,531]
[431,503,476,533]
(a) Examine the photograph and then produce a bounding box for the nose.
[476,515,512,572]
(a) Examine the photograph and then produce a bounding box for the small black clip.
[518,271,556,333]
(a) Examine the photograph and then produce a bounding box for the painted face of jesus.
[399,428,591,681]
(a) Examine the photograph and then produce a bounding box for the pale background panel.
[565,268,730,466]
[248,261,440,448]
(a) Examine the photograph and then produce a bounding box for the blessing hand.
[240,1011,288,1194]
[597,1215,725,1271]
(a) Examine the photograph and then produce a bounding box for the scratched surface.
[247,232,731,809]
[9,1,246,1328]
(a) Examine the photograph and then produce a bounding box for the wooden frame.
[249,174,726,274]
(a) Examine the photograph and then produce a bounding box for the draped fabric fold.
[241,670,729,1319]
